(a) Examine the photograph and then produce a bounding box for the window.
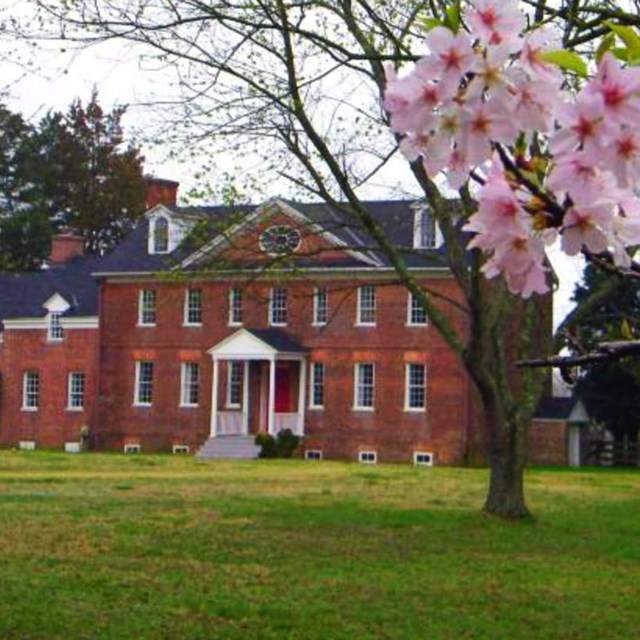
[270,288,288,326]
[138,290,157,326]
[305,450,323,461]
[184,288,203,325]
[414,206,437,249]
[313,287,328,326]
[414,452,434,466]
[134,361,154,406]
[22,371,39,410]
[67,372,85,410]
[229,288,243,326]
[124,443,141,454]
[408,292,428,326]
[173,444,190,455]
[405,363,427,411]
[359,451,377,464]
[309,362,325,409]
[226,362,243,407]
[48,312,64,341]
[354,363,375,410]
[180,362,200,407]
[153,217,169,253]
[356,286,376,326]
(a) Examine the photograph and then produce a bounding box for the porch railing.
[274,413,303,436]
[216,411,245,436]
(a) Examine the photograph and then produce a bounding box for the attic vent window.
[153,217,170,253]
[413,205,438,249]
[259,225,301,255]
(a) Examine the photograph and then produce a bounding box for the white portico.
[207,328,308,438]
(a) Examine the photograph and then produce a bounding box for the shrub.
[254,432,277,458]
[254,430,300,459]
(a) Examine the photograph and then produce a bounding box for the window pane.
[186,288,202,324]
[227,362,243,406]
[311,362,325,407]
[314,288,328,325]
[182,362,199,406]
[407,364,426,409]
[49,312,64,341]
[68,372,85,409]
[358,286,376,324]
[410,293,428,325]
[229,288,243,325]
[23,371,39,409]
[140,290,157,325]
[356,363,374,408]
[136,361,154,405]
[270,288,288,325]
[154,218,169,253]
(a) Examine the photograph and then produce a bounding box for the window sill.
[354,323,376,328]
[21,407,39,412]
[312,322,327,328]
[269,323,288,328]
[352,406,374,412]
[225,404,241,410]
[180,403,199,409]
[66,407,84,412]
[132,403,152,408]
[406,323,428,328]
[228,322,243,328]
[308,405,325,411]
[136,323,156,328]
[183,322,203,328]
[403,407,427,413]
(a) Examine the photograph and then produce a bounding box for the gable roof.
[95,199,456,276]
[0,254,102,327]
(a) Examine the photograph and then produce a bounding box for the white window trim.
[172,444,190,455]
[180,362,200,408]
[228,288,243,327]
[47,312,64,342]
[305,450,323,461]
[21,371,39,412]
[312,287,328,326]
[358,451,377,464]
[183,288,203,327]
[150,215,171,255]
[137,290,157,327]
[226,362,242,409]
[413,451,435,466]
[404,363,427,413]
[355,286,376,327]
[124,443,141,454]
[133,361,154,407]
[353,363,375,411]
[66,372,85,412]
[406,292,429,327]
[309,362,325,410]
[269,288,288,327]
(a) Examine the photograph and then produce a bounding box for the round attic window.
[259,225,301,255]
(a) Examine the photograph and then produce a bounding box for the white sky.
[0,3,583,325]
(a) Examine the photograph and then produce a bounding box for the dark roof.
[535,396,576,420]
[247,329,308,353]
[0,254,102,326]
[96,199,457,275]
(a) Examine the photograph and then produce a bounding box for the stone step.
[196,436,261,459]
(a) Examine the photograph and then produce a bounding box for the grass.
[0,452,639,639]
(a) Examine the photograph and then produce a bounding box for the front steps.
[196,435,261,459]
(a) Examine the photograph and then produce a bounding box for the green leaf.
[540,50,588,78]
[621,318,634,340]
[421,16,442,32]
[607,22,640,58]
[596,32,615,64]
[444,3,461,33]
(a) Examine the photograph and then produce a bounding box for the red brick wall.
[529,419,568,465]
[0,327,98,448]
[95,275,472,461]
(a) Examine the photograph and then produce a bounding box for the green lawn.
[0,453,639,639]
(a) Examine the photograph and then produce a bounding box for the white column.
[298,359,307,436]
[210,357,220,437]
[268,357,276,436]
[242,360,250,435]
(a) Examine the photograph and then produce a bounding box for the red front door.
[275,364,292,413]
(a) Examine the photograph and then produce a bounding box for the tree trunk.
[483,417,531,519]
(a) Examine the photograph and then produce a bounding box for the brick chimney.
[50,233,85,265]
[145,177,179,209]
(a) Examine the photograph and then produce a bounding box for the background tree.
[0,104,51,270]
[15,0,639,518]
[571,264,640,442]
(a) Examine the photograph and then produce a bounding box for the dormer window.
[412,203,442,250]
[48,312,64,341]
[153,217,170,253]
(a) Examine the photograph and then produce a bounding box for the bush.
[254,429,300,459]
[254,432,277,458]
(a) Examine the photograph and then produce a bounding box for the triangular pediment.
[43,293,70,314]
[178,198,381,270]
[208,328,278,359]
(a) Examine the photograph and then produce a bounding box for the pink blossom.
[561,203,615,256]
[507,71,559,133]
[384,73,441,133]
[467,45,512,99]
[465,0,525,50]
[584,53,640,125]
[420,27,475,94]
[549,93,615,158]
[547,152,619,204]
[606,130,640,188]
[519,25,563,85]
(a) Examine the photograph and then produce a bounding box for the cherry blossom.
[465,0,525,50]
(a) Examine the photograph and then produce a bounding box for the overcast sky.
[0,1,583,324]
